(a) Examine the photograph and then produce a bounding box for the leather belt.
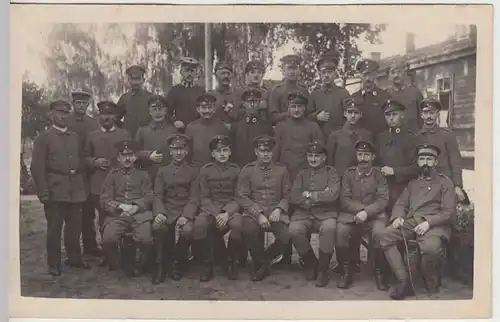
[48,168,81,176]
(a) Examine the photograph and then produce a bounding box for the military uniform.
[387,85,424,133]
[166,57,205,129]
[185,92,230,168]
[212,61,241,123]
[100,140,154,273]
[229,88,274,167]
[337,140,390,290]
[30,100,89,276]
[234,60,271,121]
[289,141,341,286]
[380,144,456,299]
[152,134,200,281]
[196,135,243,281]
[85,102,131,228]
[67,91,99,146]
[375,99,419,211]
[237,136,291,281]
[116,65,153,138]
[308,53,351,137]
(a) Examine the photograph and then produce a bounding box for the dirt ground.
[19,196,473,301]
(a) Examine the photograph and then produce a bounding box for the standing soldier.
[67,89,101,256]
[416,98,466,203]
[337,140,390,290]
[386,61,424,133]
[152,134,200,283]
[234,60,270,121]
[116,65,153,138]
[135,94,178,181]
[230,88,274,167]
[166,57,206,132]
[236,135,291,281]
[212,61,240,125]
[351,58,391,135]
[30,100,90,276]
[380,143,456,300]
[196,135,243,281]
[289,141,341,287]
[185,92,229,168]
[85,101,131,230]
[100,140,154,276]
[375,99,419,212]
[308,52,351,138]
[268,54,309,124]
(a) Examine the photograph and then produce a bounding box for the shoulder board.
[274,162,287,168]
[201,162,215,169]
[345,166,357,172]
[242,162,258,170]
[438,173,454,182]
[228,162,240,169]
[440,127,452,132]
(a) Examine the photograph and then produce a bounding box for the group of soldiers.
[29,52,467,301]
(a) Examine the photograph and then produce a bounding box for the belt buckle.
[69,169,76,175]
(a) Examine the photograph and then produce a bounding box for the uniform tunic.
[351,87,391,135]
[85,127,131,196]
[67,114,99,146]
[135,121,178,179]
[116,88,153,138]
[307,84,351,137]
[100,167,154,244]
[229,117,274,167]
[185,118,229,168]
[166,84,205,127]
[416,125,463,187]
[212,86,241,123]
[268,80,308,124]
[234,84,270,121]
[273,118,324,181]
[326,124,373,176]
[387,85,424,133]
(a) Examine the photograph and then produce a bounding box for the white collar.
[52,125,68,132]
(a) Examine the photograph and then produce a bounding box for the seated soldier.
[236,135,291,281]
[151,134,200,284]
[289,141,341,287]
[380,143,456,300]
[337,140,390,291]
[197,135,243,281]
[100,140,154,276]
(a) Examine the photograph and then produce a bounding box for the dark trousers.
[81,194,99,251]
[44,202,83,268]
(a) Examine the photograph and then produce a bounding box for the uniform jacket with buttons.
[268,80,309,124]
[273,118,324,181]
[30,127,89,203]
[234,84,270,121]
[387,85,424,133]
[290,165,341,220]
[236,161,291,223]
[153,162,200,224]
[307,84,351,137]
[339,166,389,224]
[416,124,463,187]
[326,124,374,176]
[229,116,274,167]
[116,88,154,138]
[100,167,153,224]
[199,162,241,217]
[391,172,456,239]
[67,114,99,147]
[84,127,131,195]
[352,86,391,135]
[212,87,241,123]
[166,84,205,127]
[185,118,230,168]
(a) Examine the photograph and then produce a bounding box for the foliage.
[22,73,49,139]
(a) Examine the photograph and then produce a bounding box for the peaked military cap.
[253,135,275,150]
[197,91,218,104]
[147,94,168,107]
[50,100,72,112]
[115,140,138,154]
[288,90,309,105]
[354,140,376,153]
[416,143,440,158]
[317,52,340,70]
[281,54,302,67]
[419,98,443,111]
[71,89,92,101]
[180,57,200,67]
[383,99,406,113]
[97,101,118,115]
[214,61,233,73]
[245,60,265,73]
[355,58,380,74]
[166,133,191,148]
[209,135,232,151]
[126,65,146,77]
[241,87,262,101]
[342,97,363,110]
[307,141,327,154]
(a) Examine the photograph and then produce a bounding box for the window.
[435,74,454,127]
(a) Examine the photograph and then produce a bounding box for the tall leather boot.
[103,243,120,271]
[385,246,414,300]
[172,237,189,281]
[316,250,333,287]
[422,255,440,294]
[248,234,269,281]
[152,233,166,285]
[336,248,353,289]
[301,248,318,281]
[374,249,389,291]
[199,238,214,282]
[227,237,240,280]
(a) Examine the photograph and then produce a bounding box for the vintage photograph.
[10,3,493,320]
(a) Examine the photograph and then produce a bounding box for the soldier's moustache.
[420,165,432,177]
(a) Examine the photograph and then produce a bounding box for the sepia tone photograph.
[10,3,493,320]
